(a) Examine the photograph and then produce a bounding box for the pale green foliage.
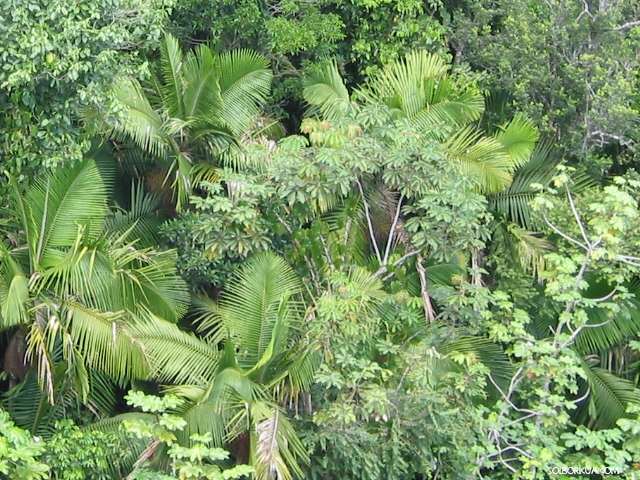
[123,391,253,480]
[473,173,640,477]
[303,51,538,193]
[162,173,274,287]
[0,409,48,479]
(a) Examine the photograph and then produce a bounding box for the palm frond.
[574,295,640,355]
[130,316,219,385]
[159,33,185,118]
[27,158,111,255]
[104,182,163,245]
[3,366,81,436]
[440,336,514,390]
[115,249,190,323]
[112,77,170,159]
[8,175,37,261]
[252,403,307,480]
[489,142,597,229]
[0,245,29,328]
[493,114,539,168]
[580,359,640,428]
[89,412,153,476]
[192,295,226,344]
[446,127,514,193]
[219,253,303,367]
[66,303,148,386]
[183,43,222,120]
[303,61,350,121]
[364,50,483,125]
[217,49,272,135]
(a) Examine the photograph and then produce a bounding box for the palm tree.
[303,51,538,194]
[111,34,273,208]
[0,158,189,409]
[130,253,316,480]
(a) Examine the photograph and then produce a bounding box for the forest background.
[1,0,640,479]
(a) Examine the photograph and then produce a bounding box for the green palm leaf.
[493,114,539,168]
[104,182,163,245]
[217,49,272,135]
[441,336,514,390]
[159,33,185,118]
[580,360,640,428]
[27,158,112,256]
[66,303,148,386]
[182,43,222,120]
[112,77,171,159]
[446,127,514,193]
[131,316,220,385]
[489,142,597,229]
[303,61,351,121]
[0,245,29,328]
[219,253,303,368]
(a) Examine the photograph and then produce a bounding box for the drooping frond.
[217,49,272,135]
[0,245,29,328]
[252,403,307,480]
[441,336,514,390]
[8,176,36,260]
[580,360,640,428]
[33,244,116,313]
[192,294,226,344]
[489,142,597,229]
[130,316,219,385]
[303,61,351,121]
[492,223,552,279]
[66,303,148,386]
[113,248,190,323]
[574,295,640,355]
[3,369,70,436]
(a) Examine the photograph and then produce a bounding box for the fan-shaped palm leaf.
[27,158,112,257]
[303,61,351,121]
[218,253,303,367]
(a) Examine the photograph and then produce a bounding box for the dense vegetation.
[1,1,640,478]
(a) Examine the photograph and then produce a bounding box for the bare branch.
[383,193,404,265]
[613,20,640,31]
[565,185,590,247]
[543,214,588,251]
[416,254,435,322]
[355,178,382,263]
